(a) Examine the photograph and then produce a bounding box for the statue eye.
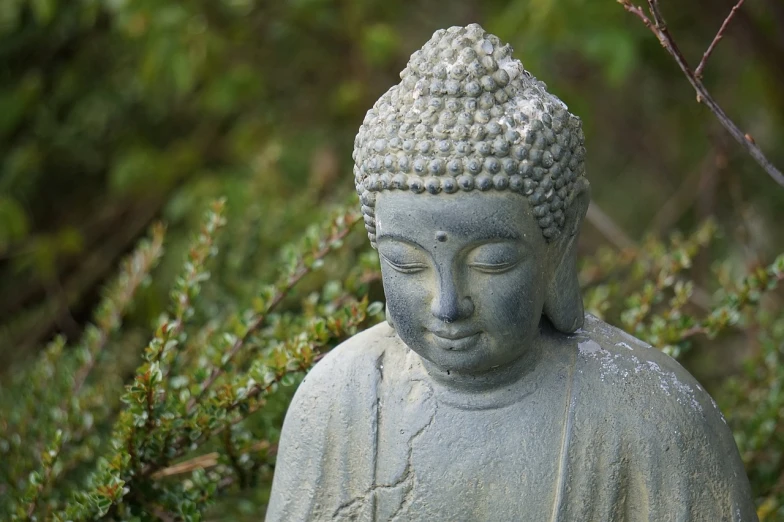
[377,241,429,275]
[379,253,428,274]
[467,244,521,274]
[468,260,519,274]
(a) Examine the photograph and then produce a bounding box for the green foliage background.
[0,0,783,520]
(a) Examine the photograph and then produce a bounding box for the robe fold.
[266,316,757,521]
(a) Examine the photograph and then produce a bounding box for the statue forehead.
[375,190,540,243]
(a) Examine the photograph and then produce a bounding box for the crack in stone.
[332,377,437,520]
[389,379,437,521]
[332,495,365,519]
[376,352,385,382]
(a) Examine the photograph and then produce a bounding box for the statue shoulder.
[573,314,728,427]
[274,321,401,460]
[566,315,755,519]
[268,324,400,519]
[292,320,400,401]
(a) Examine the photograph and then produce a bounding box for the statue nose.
[431,275,474,323]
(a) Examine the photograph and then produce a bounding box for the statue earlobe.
[385,305,395,330]
[543,179,590,333]
[543,250,584,333]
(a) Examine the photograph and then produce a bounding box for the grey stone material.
[267,24,757,522]
[353,23,586,246]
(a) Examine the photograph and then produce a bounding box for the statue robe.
[266,316,757,521]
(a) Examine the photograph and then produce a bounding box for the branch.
[586,203,635,250]
[151,441,272,480]
[651,148,726,233]
[618,0,784,188]
[586,201,713,311]
[71,223,167,396]
[22,430,64,520]
[151,452,219,479]
[679,255,784,341]
[5,200,163,356]
[141,296,368,479]
[695,0,745,79]
[184,211,360,414]
[149,505,177,522]
[223,429,248,488]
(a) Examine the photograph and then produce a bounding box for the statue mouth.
[427,330,481,351]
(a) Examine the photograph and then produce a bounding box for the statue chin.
[265,23,757,522]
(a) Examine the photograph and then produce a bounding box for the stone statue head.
[353,24,591,377]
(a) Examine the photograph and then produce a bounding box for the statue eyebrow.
[375,234,426,251]
[378,230,526,247]
[471,227,524,243]
[480,231,521,241]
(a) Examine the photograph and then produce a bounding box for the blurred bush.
[0,0,782,519]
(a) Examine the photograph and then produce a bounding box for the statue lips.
[426,328,481,351]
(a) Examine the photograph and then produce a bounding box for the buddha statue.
[266,24,757,521]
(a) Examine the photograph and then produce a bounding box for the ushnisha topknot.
[353,24,588,247]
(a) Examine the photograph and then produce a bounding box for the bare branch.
[646,0,667,29]
[151,452,219,479]
[695,0,745,79]
[618,0,784,188]
[149,505,177,522]
[651,149,726,233]
[586,202,712,311]
[586,203,635,250]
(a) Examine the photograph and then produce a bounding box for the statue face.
[375,190,549,374]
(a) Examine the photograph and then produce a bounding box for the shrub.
[0,199,782,520]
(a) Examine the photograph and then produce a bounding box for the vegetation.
[0,0,782,519]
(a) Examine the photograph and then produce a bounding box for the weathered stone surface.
[353,23,587,246]
[266,24,757,522]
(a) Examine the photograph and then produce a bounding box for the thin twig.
[151,452,220,479]
[151,441,273,480]
[695,0,745,79]
[142,297,366,479]
[24,435,63,519]
[184,214,359,413]
[679,264,784,340]
[586,202,712,311]
[651,148,725,233]
[223,429,248,488]
[586,203,635,250]
[149,505,176,522]
[72,225,166,396]
[142,355,310,478]
[44,276,81,339]
[618,0,784,188]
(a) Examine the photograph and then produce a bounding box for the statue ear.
[385,304,395,329]
[543,178,590,333]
